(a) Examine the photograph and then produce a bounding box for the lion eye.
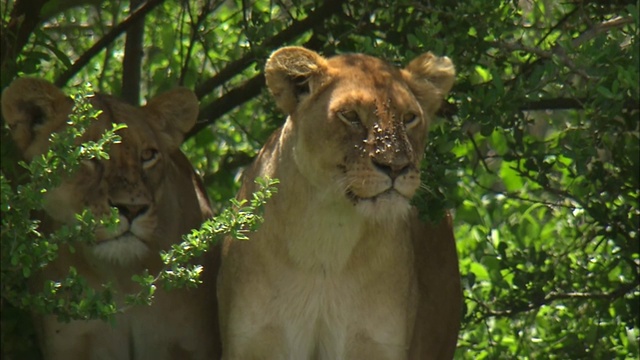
[402,113,419,128]
[141,148,159,168]
[337,110,361,127]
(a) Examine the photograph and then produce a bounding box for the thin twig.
[467,130,494,174]
[55,0,166,88]
[571,16,635,47]
[189,74,266,138]
[493,40,590,79]
[471,281,639,322]
[193,1,344,99]
[534,7,579,48]
[178,0,223,85]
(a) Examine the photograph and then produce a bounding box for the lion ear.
[145,87,199,149]
[403,52,455,115]
[1,77,73,160]
[265,46,328,115]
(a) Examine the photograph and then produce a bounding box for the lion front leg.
[343,336,408,360]
[337,304,415,360]
[38,315,130,360]
[218,281,318,359]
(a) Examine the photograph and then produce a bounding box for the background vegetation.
[1,0,638,359]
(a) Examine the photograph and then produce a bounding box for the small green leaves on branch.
[0,83,125,322]
[155,177,279,291]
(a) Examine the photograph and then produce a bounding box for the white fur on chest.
[272,270,351,358]
[284,199,365,274]
[264,199,409,358]
[268,197,361,357]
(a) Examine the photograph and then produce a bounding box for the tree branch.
[121,0,145,105]
[571,16,635,47]
[493,40,591,79]
[178,0,223,86]
[1,0,48,86]
[187,24,335,139]
[472,281,639,322]
[54,0,165,88]
[519,97,588,111]
[188,74,266,139]
[186,3,345,140]
[438,96,638,121]
[193,1,344,99]
[202,152,255,188]
[467,130,494,174]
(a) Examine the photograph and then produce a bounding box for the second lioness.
[2,78,220,359]
[218,47,462,359]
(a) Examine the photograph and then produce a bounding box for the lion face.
[43,110,172,264]
[2,78,206,265]
[265,48,455,219]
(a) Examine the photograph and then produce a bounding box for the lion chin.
[91,233,149,265]
[349,189,413,221]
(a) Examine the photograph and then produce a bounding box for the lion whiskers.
[337,175,359,194]
[418,182,436,196]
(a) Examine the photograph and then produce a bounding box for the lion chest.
[282,205,365,273]
[249,208,415,357]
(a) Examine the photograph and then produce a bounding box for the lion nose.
[109,202,150,222]
[372,159,410,180]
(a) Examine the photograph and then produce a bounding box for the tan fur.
[1,78,220,360]
[218,47,461,359]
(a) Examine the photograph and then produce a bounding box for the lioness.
[1,78,220,359]
[218,47,461,359]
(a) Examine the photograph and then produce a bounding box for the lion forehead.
[328,54,399,78]
[329,55,406,90]
[84,101,161,153]
[326,55,421,115]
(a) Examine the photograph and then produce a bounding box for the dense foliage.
[1,0,638,359]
